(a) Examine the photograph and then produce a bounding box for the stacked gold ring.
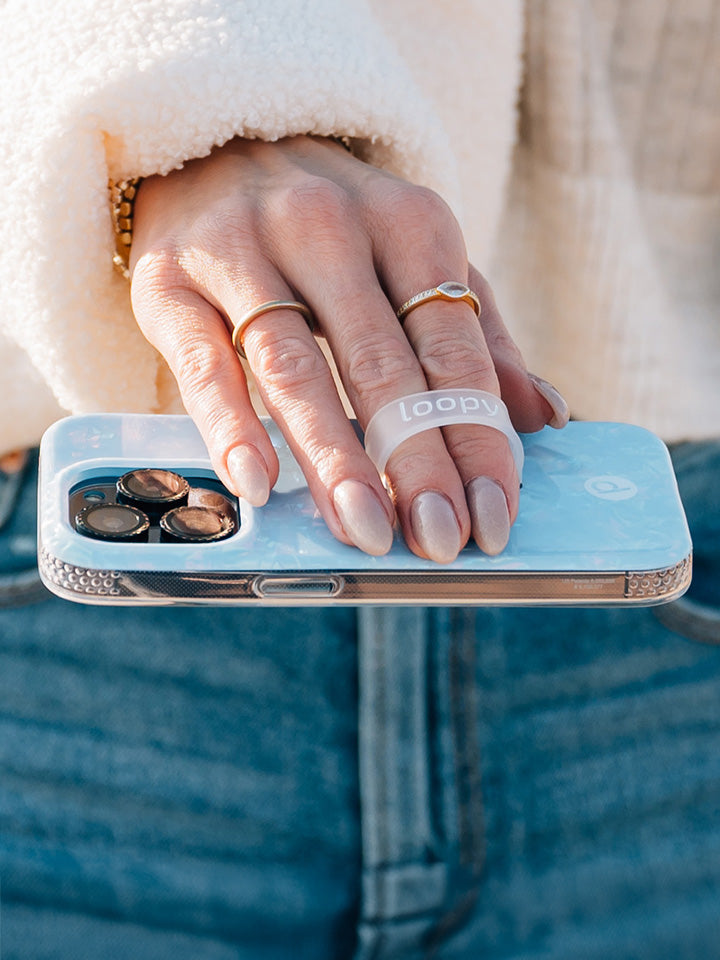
[232,300,315,358]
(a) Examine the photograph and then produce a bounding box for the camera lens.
[76,503,150,541]
[117,469,189,516]
[159,506,235,543]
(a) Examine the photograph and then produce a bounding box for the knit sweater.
[1,0,717,456]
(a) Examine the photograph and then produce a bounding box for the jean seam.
[450,609,485,874]
[424,611,485,956]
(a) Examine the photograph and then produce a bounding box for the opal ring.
[396,281,481,323]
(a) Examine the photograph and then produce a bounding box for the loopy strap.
[363,389,524,479]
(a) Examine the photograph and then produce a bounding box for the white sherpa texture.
[490,0,720,441]
[0,337,67,454]
[5,0,716,454]
[1,0,522,454]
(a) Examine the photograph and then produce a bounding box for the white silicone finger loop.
[363,389,524,480]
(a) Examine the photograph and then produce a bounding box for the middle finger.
[273,188,473,562]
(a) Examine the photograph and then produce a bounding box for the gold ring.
[232,300,314,358]
[396,282,481,323]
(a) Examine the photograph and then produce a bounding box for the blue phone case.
[38,414,692,606]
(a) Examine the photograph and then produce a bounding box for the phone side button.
[252,575,344,599]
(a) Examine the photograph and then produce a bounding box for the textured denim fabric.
[354,441,720,959]
[1,442,719,959]
[0,455,361,959]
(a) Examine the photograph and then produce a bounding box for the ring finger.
[367,201,519,554]
[391,280,519,555]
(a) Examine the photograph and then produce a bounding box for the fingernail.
[226,445,270,506]
[410,491,463,564]
[529,374,570,428]
[333,480,394,556]
[466,477,510,556]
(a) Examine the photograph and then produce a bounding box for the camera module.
[71,470,238,544]
[159,505,235,543]
[117,469,189,516]
[75,502,150,541]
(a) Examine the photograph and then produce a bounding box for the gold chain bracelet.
[330,135,354,154]
[109,177,142,279]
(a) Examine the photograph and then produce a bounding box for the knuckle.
[343,335,417,399]
[387,183,450,222]
[384,184,461,243]
[193,204,257,252]
[484,322,522,362]
[174,335,231,391]
[131,247,185,301]
[484,321,513,351]
[304,440,346,479]
[446,429,515,477]
[251,332,329,390]
[272,176,351,239]
[386,445,440,483]
[420,333,496,385]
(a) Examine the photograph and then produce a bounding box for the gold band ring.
[232,300,315,358]
[396,281,481,323]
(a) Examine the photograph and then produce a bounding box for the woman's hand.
[129,136,567,562]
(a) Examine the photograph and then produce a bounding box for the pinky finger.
[468,264,569,432]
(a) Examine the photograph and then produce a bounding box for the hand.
[0,451,27,474]
[129,136,567,562]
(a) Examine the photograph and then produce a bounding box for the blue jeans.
[1,443,719,959]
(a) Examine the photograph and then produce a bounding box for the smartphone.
[38,414,692,606]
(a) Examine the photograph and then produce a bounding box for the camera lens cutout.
[75,502,150,541]
[159,505,235,543]
[71,471,237,544]
[117,469,189,516]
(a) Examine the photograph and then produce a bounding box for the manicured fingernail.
[333,480,394,556]
[466,477,510,556]
[410,491,462,564]
[529,374,570,428]
[226,445,270,506]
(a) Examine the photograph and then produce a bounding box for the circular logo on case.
[584,475,639,500]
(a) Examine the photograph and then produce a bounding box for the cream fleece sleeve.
[0,0,523,454]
